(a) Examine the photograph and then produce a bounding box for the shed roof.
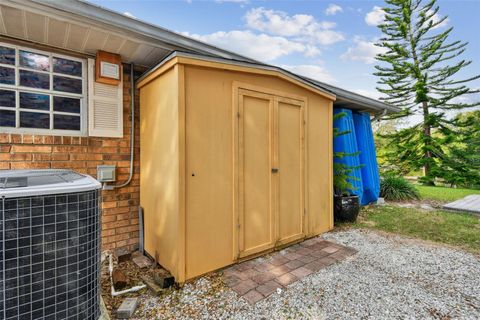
[2,0,400,114]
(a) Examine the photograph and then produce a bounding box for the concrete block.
[132,255,152,269]
[116,297,139,319]
[114,247,131,263]
[141,275,163,296]
[153,269,175,288]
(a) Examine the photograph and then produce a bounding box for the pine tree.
[374,0,479,185]
[443,111,480,188]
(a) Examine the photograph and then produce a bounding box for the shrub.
[380,175,420,201]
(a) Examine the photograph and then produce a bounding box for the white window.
[0,43,87,136]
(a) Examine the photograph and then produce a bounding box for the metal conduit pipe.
[114,63,135,189]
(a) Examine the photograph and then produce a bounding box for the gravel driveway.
[131,229,480,319]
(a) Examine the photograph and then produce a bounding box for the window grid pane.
[0,90,16,108]
[0,43,85,133]
[19,50,50,71]
[19,92,50,111]
[0,46,15,65]
[19,111,50,129]
[0,67,15,85]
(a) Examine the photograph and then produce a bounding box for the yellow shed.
[137,52,336,283]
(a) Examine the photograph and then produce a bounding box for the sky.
[91,0,480,111]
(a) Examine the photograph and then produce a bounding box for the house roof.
[1,0,400,114]
[137,51,337,101]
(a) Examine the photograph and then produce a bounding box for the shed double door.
[237,88,305,258]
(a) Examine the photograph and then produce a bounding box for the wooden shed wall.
[140,66,182,281]
[183,65,333,279]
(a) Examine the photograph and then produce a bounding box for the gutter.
[306,79,401,114]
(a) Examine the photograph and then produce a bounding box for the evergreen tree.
[333,112,361,196]
[374,0,479,184]
[443,111,480,188]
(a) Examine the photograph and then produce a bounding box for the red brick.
[103,233,130,244]
[0,67,142,252]
[102,202,117,209]
[51,154,70,161]
[115,225,139,234]
[0,153,32,161]
[11,134,21,143]
[243,290,264,304]
[291,267,313,278]
[11,162,51,169]
[102,229,116,237]
[275,273,298,286]
[232,279,257,296]
[256,280,282,297]
[103,215,117,223]
[103,207,131,216]
[0,162,10,169]
[22,135,34,144]
[102,220,130,230]
[12,145,52,153]
[51,161,86,169]
[33,136,44,144]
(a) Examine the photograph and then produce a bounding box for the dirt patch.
[391,199,444,209]
[100,253,167,317]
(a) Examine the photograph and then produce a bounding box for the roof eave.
[137,51,336,100]
[306,79,401,114]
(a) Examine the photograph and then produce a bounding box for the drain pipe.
[112,63,136,189]
[371,108,387,122]
[108,253,146,296]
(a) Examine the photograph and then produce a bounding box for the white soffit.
[0,2,171,67]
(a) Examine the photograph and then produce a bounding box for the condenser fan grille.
[0,170,101,320]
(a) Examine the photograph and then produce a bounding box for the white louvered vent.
[88,58,123,137]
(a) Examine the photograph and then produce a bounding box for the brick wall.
[0,64,142,252]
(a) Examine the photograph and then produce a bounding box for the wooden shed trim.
[137,56,336,101]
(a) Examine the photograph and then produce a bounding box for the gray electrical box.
[97,165,116,182]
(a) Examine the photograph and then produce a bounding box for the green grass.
[348,205,480,254]
[417,185,480,202]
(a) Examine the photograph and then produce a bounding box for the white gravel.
[131,229,480,319]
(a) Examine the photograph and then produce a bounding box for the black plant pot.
[334,195,360,222]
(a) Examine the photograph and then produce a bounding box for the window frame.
[0,42,88,136]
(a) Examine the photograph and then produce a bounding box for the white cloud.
[281,64,336,83]
[325,4,343,16]
[341,37,387,64]
[182,30,320,62]
[426,10,449,29]
[123,12,136,18]
[365,6,385,26]
[245,7,344,45]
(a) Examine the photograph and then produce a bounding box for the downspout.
[371,109,387,122]
[113,63,135,189]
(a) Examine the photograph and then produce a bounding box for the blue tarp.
[353,112,380,205]
[333,108,363,201]
[333,108,380,205]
